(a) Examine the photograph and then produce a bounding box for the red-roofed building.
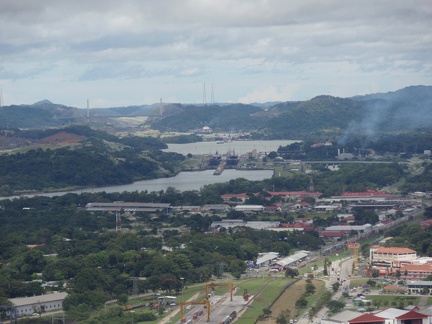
[264,205,279,212]
[348,313,385,324]
[382,285,405,292]
[396,310,428,323]
[400,264,432,281]
[370,246,417,267]
[319,230,347,239]
[420,219,432,228]
[220,193,249,203]
[293,201,310,209]
[344,215,356,221]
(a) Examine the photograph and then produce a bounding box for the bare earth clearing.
[258,279,324,324]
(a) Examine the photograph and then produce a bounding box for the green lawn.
[361,295,420,308]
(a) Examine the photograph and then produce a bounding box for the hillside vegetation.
[0,126,184,195]
[1,86,431,142]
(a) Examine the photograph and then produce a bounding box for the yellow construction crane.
[347,242,360,271]
[205,282,234,301]
[179,299,211,322]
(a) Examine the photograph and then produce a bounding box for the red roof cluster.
[349,313,385,323]
[420,219,432,228]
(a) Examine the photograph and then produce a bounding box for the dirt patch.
[258,279,324,324]
[40,131,86,144]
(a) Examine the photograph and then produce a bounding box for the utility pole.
[115,211,121,232]
[180,277,184,301]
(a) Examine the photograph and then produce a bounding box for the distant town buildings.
[370,246,417,267]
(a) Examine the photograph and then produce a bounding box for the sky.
[0,1,431,108]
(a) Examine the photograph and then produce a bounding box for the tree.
[267,151,278,159]
[261,308,272,319]
[295,296,308,308]
[285,267,299,278]
[276,313,288,324]
[323,258,329,276]
[395,269,401,280]
[366,280,377,287]
[332,282,340,292]
[305,282,316,295]
[326,300,345,313]
[117,293,128,304]
[371,268,380,278]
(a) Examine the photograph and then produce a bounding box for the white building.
[321,310,363,324]
[10,292,68,316]
[370,246,417,267]
[256,252,279,267]
[276,251,309,268]
[210,220,280,231]
[234,205,264,212]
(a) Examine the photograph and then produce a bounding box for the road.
[296,257,354,324]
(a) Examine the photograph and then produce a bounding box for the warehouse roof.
[10,292,68,307]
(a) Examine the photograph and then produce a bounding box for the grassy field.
[236,278,294,324]
[356,295,420,309]
[349,278,370,288]
[112,283,209,324]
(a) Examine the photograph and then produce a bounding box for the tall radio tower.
[87,99,90,123]
[203,83,207,105]
[309,176,314,192]
[160,98,164,116]
[211,83,215,105]
[0,88,8,130]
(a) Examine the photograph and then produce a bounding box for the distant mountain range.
[1,85,431,141]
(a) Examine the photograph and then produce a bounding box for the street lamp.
[180,277,184,301]
[131,310,135,324]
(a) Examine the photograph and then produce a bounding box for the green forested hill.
[148,103,263,132]
[149,85,432,141]
[1,86,431,140]
[257,96,365,139]
[0,126,184,196]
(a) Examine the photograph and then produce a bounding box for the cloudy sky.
[0,0,431,108]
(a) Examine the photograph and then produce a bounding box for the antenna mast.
[160,98,164,116]
[211,83,215,105]
[203,83,207,105]
[0,88,8,130]
[115,211,121,232]
[87,99,90,123]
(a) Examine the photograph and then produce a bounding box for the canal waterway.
[2,140,293,200]
[1,169,274,200]
[162,139,299,155]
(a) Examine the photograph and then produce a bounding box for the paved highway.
[296,257,354,324]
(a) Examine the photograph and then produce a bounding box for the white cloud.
[0,0,430,106]
[238,85,301,103]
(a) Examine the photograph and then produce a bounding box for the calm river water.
[1,140,295,199]
[1,169,273,200]
[163,139,298,155]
